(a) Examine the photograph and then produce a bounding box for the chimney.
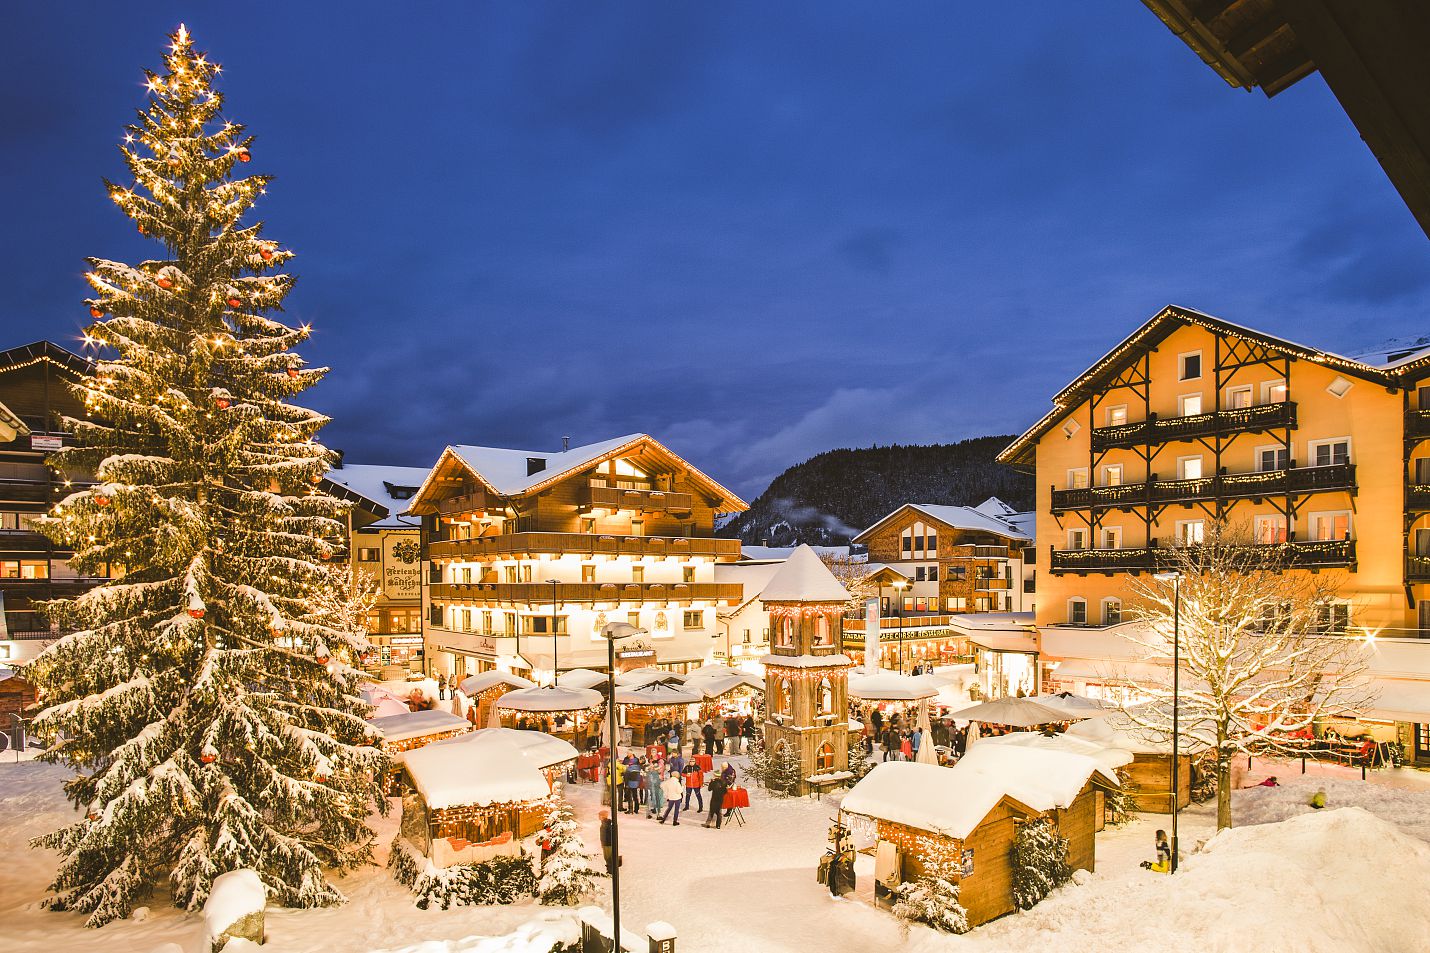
[331,448,345,469]
[562,435,570,451]
[526,456,547,476]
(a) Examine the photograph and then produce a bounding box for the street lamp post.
[892,579,908,674]
[546,579,561,686]
[600,621,644,950]
[1153,570,1183,874]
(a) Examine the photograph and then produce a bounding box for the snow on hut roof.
[683,672,764,699]
[980,730,1134,774]
[843,745,1115,839]
[428,726,578,771]
[755,544,851,603]
[848,670,938,701]
[761,653,852,669]
[457,670,534,696]
[1065,707,1207,754]
[495,685,603,713]
[613,667,685,687]
[556,668,609,690]
[404,732,553,809]
[366,708,470,744]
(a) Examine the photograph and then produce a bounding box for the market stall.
[1066,709,1197,813]
[613,680,702,746]
[456,671,535,729]
[366,708,473,792]
[494,685,604,749]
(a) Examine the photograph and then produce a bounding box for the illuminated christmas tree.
[25,26,385,928]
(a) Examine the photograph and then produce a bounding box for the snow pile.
[203,869,265,943]
[374,911,580,953]
[956,808,1430,953]
[1233,774,1430,844]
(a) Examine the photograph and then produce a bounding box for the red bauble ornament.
[287,368,300,379]
[316,654,331,665]
[310,473,322,485]
[200,752,217,765]
[89,306,104,319]
[226,296,242,308]
[87,811,101,822]
[318,549,333,561]
[314,773,329,784]
[156,276,173,289]
[215,398,230,410]
[188,608,205,620]
[259,246,274,261]
[166,154,181,168]
[94,495,111,507]
[238,150,251,163]
[137,225,147,235]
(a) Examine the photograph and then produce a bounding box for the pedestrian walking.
[658,773,684,825]
[702,719,718,756]
[622,754,641,814]
[705,766,729,828]
[724,714,741,754]
[900,732,913,761]
[683,760,705,812]
[740,715,755,750]
[910,727,923,759]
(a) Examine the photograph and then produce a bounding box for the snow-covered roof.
[761,652,852,669]
[428,726,578,771]
[739,545,856,562]
[613,666,686,687]
[843,744,1117,839]
[954,696,1072,727]
[366,708,471,744]
[457,671,534,696]
[852,502,1031,545]
[323,463,430,528]
[980,730,1134,774]
[971,496,1018,519]
[848,670,938,701]
[404,732,554,809]
[556,668,609,690]
[683,672,764,699]
[1343,335,1430,371]
[756,545,852,603]
[495,685,603,713]
[1065,708,1206,754]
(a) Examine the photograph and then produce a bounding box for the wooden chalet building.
[999,305,1430,761]
[407,434,747,684]
[0,342,104,666]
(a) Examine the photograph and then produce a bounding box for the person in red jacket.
[682,761,704,812]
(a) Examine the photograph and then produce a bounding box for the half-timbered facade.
[407,434,747,684]
[999,306,1430,758]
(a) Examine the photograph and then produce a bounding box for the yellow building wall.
[1033,322,1411,633]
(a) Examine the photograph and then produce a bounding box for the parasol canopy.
[496,685,603,713]
[848,669,938,702]
[458,670,534,696]
[613,680,703,706]
[683,672,765,700]
[954,696,1072,727]
[557,668,609,690]
[614,667,685,687]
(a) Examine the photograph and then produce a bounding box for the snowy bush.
[538,796,597,906]
[760,742,804,797]
[1011,818,1070,910]
[847,736,873,780]
[891,858,969,935]
[389,840,537,909]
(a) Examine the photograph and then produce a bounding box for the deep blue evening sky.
[3,4,1427,499]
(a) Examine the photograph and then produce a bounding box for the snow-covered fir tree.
[1011,819,1070,910]
[847,735,872,780]
[537,787,596,905]
[891,856,969,935]
[761,741,804,797]
[25,26,386,928]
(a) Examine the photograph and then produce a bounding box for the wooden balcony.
[429,532,742,561]
[1407,409,1430,440]
[1052,463,1357,513]
[1408,483,1430,510]
[842,613,966,634]
[944,544,1011,559]
[1091,401,1297,452]
[1050,538,1356,574]
[1408,554,1430,582]
[436,490,491,517]
[586,484,693,514]
[0,530,70,554]
[429,581,743,605]
[975,577,1012,591]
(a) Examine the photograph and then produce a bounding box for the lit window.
[815,742,835,772]
[1179,393,1203,417]
[1102,598,1122,625]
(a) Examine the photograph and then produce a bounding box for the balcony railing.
[1052,463,1356,512]
[975,577,1012,591]
[436,490,491,517]
[1408,484,1430,510]
[429,532,741,561]
[1050,538,1356,573]
[430,581,743,605]
[943,544,1011,559]
[1091,401,1297,452]
[587,485,693,514]
[1407,409,1430,440]
[1408,554,1430,582]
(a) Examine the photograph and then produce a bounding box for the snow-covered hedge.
[389,839,537,909]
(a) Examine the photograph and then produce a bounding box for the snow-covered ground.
[3,755,1430,952]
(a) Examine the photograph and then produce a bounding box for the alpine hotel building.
[408,434,747,683]
[999,306,1430,763]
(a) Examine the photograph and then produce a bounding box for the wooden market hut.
[367,708,473,793]
[495,685,604,749]
[1066,710,1196,813]
[613,679,702,746]
[456,670,535,729]
[400,730,572,868]
[841,746,1119,929]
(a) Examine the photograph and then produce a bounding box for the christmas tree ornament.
[156,275,173,289]
[94,494,111,507]
[89,306,104,318]
[215,398,230,409]
[287,367,300,379]
[259,245,274,260]
[188,607,205,619]
[200,749,218,765]
[238,149,251,162]
[226,296,242,308]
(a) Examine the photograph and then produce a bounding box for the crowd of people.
[858,706,980,764]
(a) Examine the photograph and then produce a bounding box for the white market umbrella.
[914,701,938,764]
[458,670,534,696]
[486,702,502,730]
[371,697,410,718]
[1036,692,1113,719]
[848,670,938,702]
[965,720,980,749]
[956,697,1071,728]
[557,668,608,690]
[683,672,764,701]
[614,667,686,687]
[613,681,703,706]
[451,691,466,717]
[496,685,604,713]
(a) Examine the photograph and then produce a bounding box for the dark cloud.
[3,3,1428,499]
